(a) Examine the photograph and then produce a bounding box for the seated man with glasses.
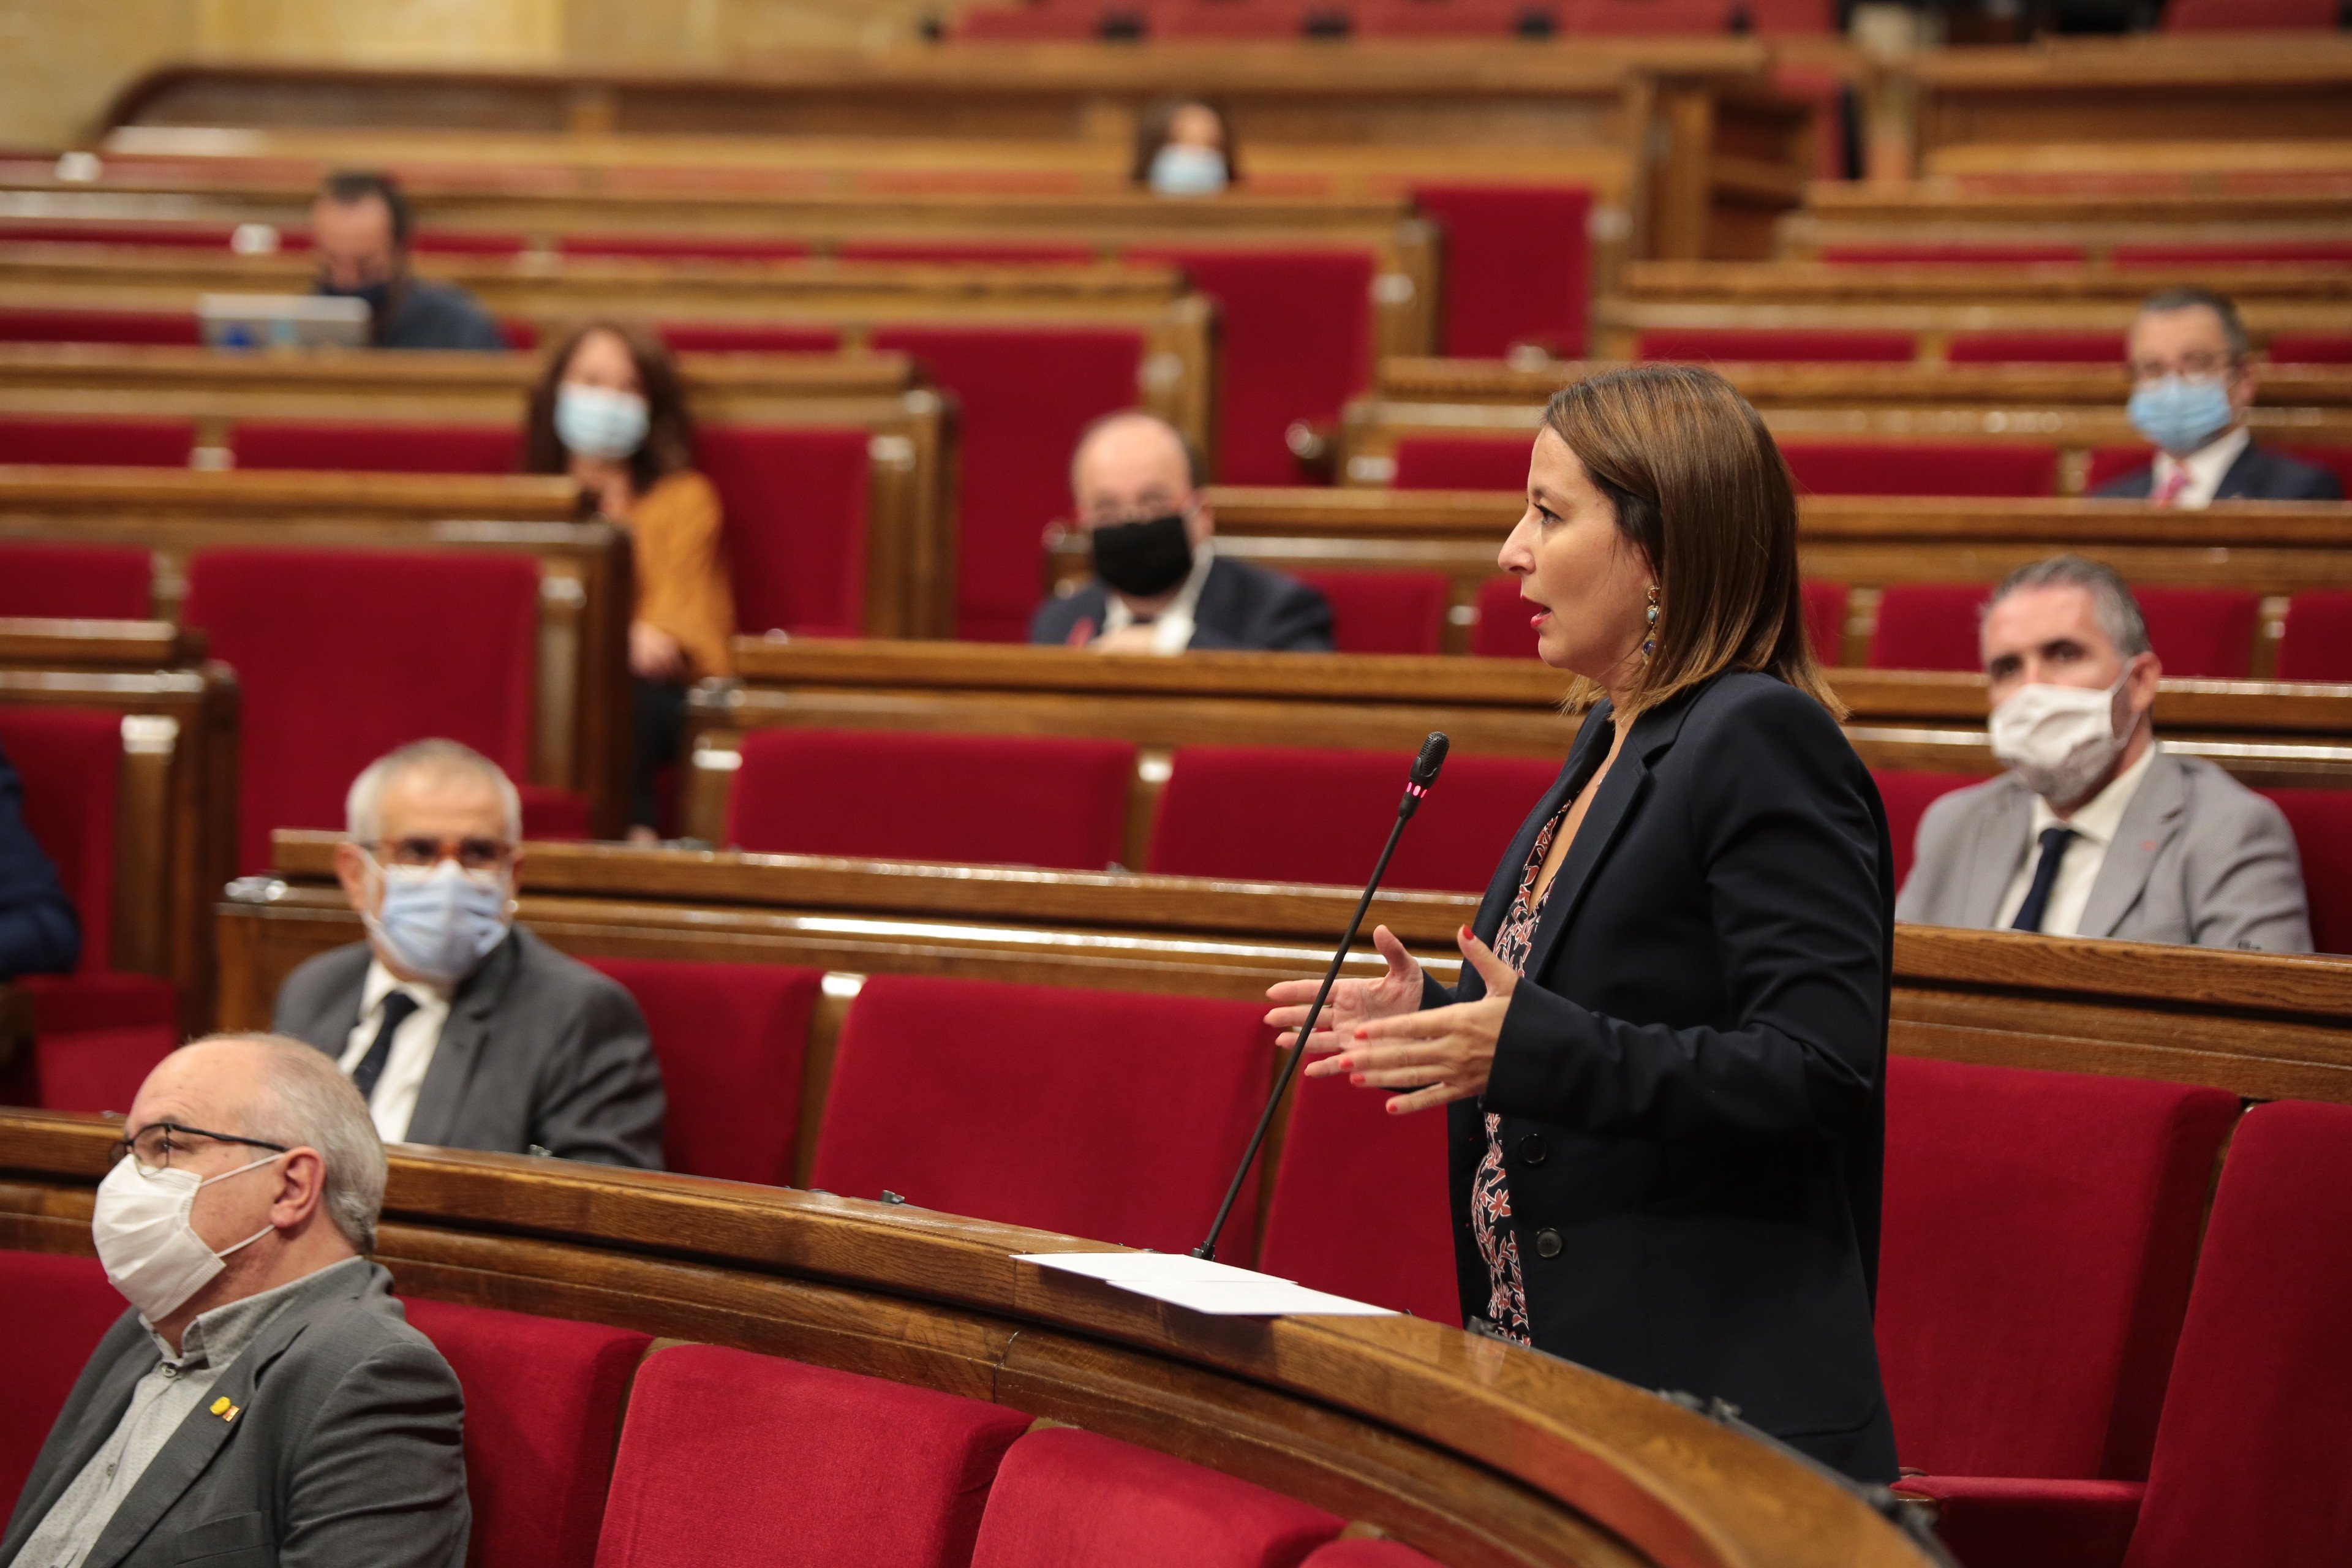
[2094,287,2343,507]
[4,1033,469,1567]
[272,738,665,1167]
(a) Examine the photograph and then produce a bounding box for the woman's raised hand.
[1302,927,1517,1115]
[1264,924,1424,1056]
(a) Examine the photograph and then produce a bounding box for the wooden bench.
[0,619,236,1028]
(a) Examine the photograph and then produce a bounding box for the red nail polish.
[1350,1074,1366,1087]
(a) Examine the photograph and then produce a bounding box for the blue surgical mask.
[555,384,650,461]
[2127,375,2234,456]
[1148,144,1229,198]
[364,857,511,985]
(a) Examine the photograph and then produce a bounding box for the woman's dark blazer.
[1427,669,1899,1482]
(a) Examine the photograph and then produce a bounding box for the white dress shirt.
[2149,426,2250,510]
[1098,538,1216,655]
[337,960,453,1143]
[1994,743,2160,936]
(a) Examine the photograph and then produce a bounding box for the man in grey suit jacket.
[5,1034,468,1567]
[1896,557,2311,951]
[272,739,664,1167]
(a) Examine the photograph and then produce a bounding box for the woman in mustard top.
[526,322,735,840]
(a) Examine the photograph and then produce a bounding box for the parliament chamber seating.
[0,307,198,345]
[0,415,194,469]
[228,419,522,476]
[1871,768,1981,889]
[0,540,152,619]
[1866,583,2268,678]
[2277,590,2352,680]
[695,424,878,638]
[1391,434,2076,499]
[1286,570,1451,654]
[0,1250,126,1509]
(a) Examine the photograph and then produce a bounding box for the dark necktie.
[2010,826,2079,934]
[350,991,421,1104]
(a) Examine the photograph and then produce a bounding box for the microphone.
[1193,731,1450,1261]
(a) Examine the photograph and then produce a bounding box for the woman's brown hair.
[1542,363,1844,722]
[1130,97,1242,186]
[523,321,696,494]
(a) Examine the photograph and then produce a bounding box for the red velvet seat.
[869,325,1144,641]
[0,416,194,469]
[595,1343,1029,1568]
[0,1251,127,1509]
[1286,569,1449,654]
[1868,583,1989,672]
[227,420,521,475]
[1147,745,1558,893]
[1471,574,1540,660]
[581,958,826,1183]
[970,1426,1343,1568]
[0,221,241,249]
[2277,590,2352,681]
[0,308,200,346]
[2162,0,2337,27]
[654,323,842,354]
[1390,437,1525,491]
[400,1298,650,1568]
[182,547,540,873]
[1782,442,2059,498]
[1354,0,1552,39]
[1804,579,1848,664]
[1946,331,2127,364]
[2264,332,2352,364]
[696,424,873,637]
[1871,768,1983,890]
[1409,185,1591,358]
[1635,327,1915,363]
[2132,586,2261,679]
[563,235,813,262]
[810,974,1275,1256]
[2254,790,2352,956]
[0,541,153,619]
[729,728,1134,870]
[1878,1058,2238,1486]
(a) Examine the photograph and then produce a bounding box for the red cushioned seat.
[1872,769,1983,891]
[1636,327,1915,363]
[1301,1543,1446,1568]
[1784,442,2060,498]
[0,1251,127,1509]
[1259,1066,1458,1322]
[0,309,200,346]
[837,241,1099,265]
[869,326,1144,641]
[2084,446,2153,494]
[1410,185,1591,359]
[0,541,153,619]
[971,1427,1342,1568]
[654,323,842,354]
[401,1298,650,1568]
[516,784,590,842]
[0,416,194,470]
[1471,575,1541,660]
[729,728,1135,870]
[2278,443,2352,496]
[2132,586,2261,679]
[695,424,872,638]
[1125,247,1377,486]
[2264,332,2352,364]
[183,547,539,873]
[1804,579,1847,665]
[2277,590,2352,680]
[595,1343,1029,1568]
[563,235,813,262]
[1148,745,1558,894]
[1879,1058,2239,1487]
[1947,331,2128,364]
[581,958,824,1183]
[1819,244,2086,265]
[0,221,242,249]
[1868,583,1990,671]
[227,420,521,475]
[2254,790,2352,956]
[1390,437,1526,492]
[1286,570,1448,654]
[812,974,1275,1255]
[1148,1,1330,39]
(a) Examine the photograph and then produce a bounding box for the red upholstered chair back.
[1871,769,1983,891]
[181,547,540,873]
[728,728,1134,871]
[227,420,521,475]
[0,221,241,249]
[869,325,1144,641]
[1945,331,2127,364]
[1868,582,1989,671]
[1147,745,1559,894]
[595,1343,1029,1568]
[2265,331,2352,364]
[2279,443,2352,496]
[1409,185,1591,358]
[1471,575,1541,660]
[564,235,812,262]
[2122,1100,2352,1568]
[0,416,194,469]
[0,707,123,971]
[1259,1068,1458,1324]
[2277,590,2352,682]
[1390,437,1526,491]
[1286,569,1447,654]
[654,323,841,353]
[971,1427,1343,1568]
[811,974,1276,1256]
[581,957,825,1183]
[2132,586,2261,679]
[2084,445,2155,493]
[1804,579,1847,664]
[0,1251,127,1510]
[1636,327,1915,363]
[1782,442,2059,498]
[2162,0,2337,26]
[695,424,872,637]
[1877,1057,2239,1480]
[0,541,153,619]
[0,308,200,346]
[2253,789,2352,956]
[399,1298,650,1568]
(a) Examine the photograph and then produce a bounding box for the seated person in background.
[1032,411,1333,654]
[1134,97,1237,196]
[1898,556,2310,950]
[0,736,78,978]
[274,739,666,1165]
[524,322,734,839]
[311,170,507,352]
[2094,287,2343,505]
[3,1033,468,1568]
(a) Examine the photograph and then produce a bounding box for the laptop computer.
[197,293,370,350]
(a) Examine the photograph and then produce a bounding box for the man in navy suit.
[2094,288,2343,507]
[1030,412,1333,654]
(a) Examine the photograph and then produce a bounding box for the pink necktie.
[2152,466,2190,508]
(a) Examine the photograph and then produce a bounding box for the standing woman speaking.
[1268,365,1898,1481]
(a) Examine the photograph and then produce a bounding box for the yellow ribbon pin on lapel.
[210,1396,241,1421]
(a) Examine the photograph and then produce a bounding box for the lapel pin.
[227,1406,240,1422]
[2141,840,2158,853]
[209,1396,230,1417]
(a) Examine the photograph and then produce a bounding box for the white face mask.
[91,1153,280,1322]
[1988,662,2141,805]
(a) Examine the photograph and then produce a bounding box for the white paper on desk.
[1126,1277,1400,1317]
[1015,1251,1277,1285]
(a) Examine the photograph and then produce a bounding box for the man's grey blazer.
[1894,751,2313,951]
[2,1263,468,1568]
[274,926,665,1167]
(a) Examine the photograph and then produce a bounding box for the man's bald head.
[1069,412,1205,521]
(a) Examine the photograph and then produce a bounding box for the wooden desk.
[0,619,236,1027]
[1782,183,2352,260]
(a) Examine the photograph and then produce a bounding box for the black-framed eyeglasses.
[364,835,515,873]
[108,1121,290,1177]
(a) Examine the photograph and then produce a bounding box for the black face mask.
[1089,512,1195,599]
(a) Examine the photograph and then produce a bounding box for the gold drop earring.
[1642,584,1659,664]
